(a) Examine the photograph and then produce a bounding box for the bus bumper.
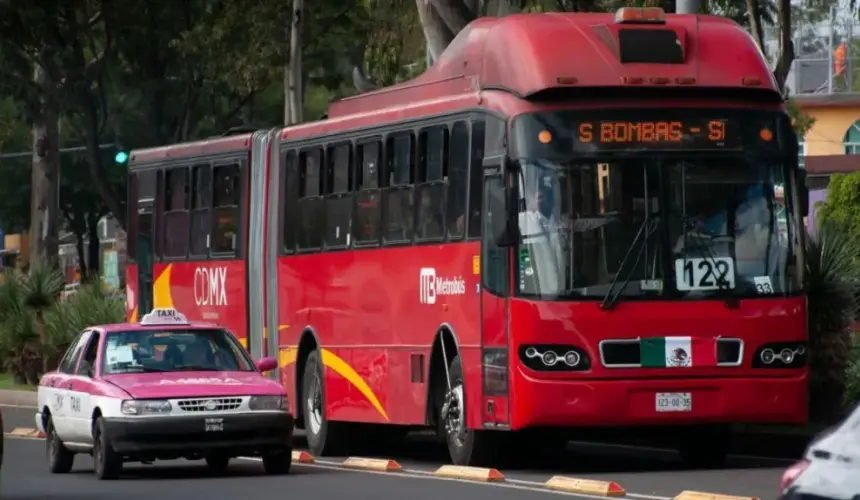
[511,371,807,428]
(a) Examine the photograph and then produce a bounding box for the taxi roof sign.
[140,308,189,326]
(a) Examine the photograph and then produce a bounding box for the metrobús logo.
[419,267,466,305]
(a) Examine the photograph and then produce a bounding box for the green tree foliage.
[817,172,860,244]
[806,218,860,422]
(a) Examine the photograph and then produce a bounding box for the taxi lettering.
[194,267,228,306]
[158,377,243,385]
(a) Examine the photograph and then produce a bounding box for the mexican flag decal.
[640,336,717,368]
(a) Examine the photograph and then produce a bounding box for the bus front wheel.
[302,350,345,457]
[441,354,499,466]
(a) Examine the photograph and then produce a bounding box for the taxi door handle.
[67,383,73,389]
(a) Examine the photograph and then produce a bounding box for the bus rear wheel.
[302,350,345,457]
[441,354,500,466]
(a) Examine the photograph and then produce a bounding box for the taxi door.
[66,331,101,443]
[48,331,92,439]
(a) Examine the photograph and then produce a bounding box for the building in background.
[785,10,860,233]
[57,215,126,289]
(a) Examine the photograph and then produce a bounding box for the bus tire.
[442,354,499,466]
[302,350,344,457]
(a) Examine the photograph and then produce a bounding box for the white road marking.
[0,404,38,409]
[238,456,673,500]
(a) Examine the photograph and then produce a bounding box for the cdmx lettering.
[193,267,228,306]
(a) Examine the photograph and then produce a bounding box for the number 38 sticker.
[674,257,736,291]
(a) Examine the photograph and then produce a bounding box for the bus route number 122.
[674,258,735,291]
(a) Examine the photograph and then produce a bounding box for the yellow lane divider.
[434,465,505,482]
[342,457,403,472]
[545,476,626,496]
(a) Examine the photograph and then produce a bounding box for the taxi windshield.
[101,329,255,375]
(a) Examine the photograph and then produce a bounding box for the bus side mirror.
[797,170,809,217]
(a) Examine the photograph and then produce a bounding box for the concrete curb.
[0,389,37,407]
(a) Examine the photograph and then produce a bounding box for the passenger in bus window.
[417,187,444,239]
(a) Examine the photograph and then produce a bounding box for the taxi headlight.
[249,395,287,411]
[121,399,172,415]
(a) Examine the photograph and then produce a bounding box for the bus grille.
[599,338,743,368]
[177,398,243,412]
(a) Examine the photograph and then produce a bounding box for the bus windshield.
[510,109,800,302]
[515,158,798,301]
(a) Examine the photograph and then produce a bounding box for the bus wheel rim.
[446,384,466,447]
[307,373,323,435]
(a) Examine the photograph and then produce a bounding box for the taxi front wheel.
[46,416,74,474]
[93,417,122,480]
[262,448,292,475]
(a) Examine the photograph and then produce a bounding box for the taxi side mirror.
[256,357,278,373]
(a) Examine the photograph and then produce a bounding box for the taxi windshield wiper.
[600,215,660,311]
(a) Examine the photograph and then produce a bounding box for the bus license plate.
[655,392,692,412]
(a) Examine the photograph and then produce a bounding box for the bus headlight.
[753,343,806,369]
[519,345,590,372]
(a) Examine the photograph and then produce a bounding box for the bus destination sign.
[574,118,741,150]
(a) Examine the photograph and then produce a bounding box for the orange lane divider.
[342,457,403,472]
[545,476,626,497]
[434,465,505,482]
[674,492,761,500]
[7,428,45,438]
[291,451,315,464]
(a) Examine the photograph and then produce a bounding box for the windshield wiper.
[601,216,660,311]
[175,365,220,371]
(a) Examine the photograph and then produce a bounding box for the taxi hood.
[102,371,283,399]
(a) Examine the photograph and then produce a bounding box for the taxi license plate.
[205,417,224,432]
[655,392,691,412]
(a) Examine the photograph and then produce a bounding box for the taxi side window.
[59,331,91,374]
[77,332,101,377]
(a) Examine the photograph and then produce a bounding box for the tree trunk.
[87,213,101,281]
[28,63,60,263]
[74,231,88,279]
[283,9,292,126]
[772,0,794,91]
[288,0,305,124]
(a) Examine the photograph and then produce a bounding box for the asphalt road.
[2,405,791,500]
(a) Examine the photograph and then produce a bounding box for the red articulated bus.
[126,7,809,467]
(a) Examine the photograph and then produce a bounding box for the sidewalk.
[0,389,37,407]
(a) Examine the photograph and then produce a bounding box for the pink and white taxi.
[35,308,293,480]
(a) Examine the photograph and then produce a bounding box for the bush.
[844,334,860,409]
[806,218,860,423]
[43,283,125,364]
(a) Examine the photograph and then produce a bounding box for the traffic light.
[114,150,129,165]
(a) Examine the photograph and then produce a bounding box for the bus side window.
[416,126,448,242]
[324,143,353,249]
[163,167,190,258]
[353,140,381,246]
[383,133,415,245]
[447,121,469,241]
[298,148,324,250]
[190,164,212,257]
[282,151,299,254]
[212,163,241,255]
[467,120,486,239]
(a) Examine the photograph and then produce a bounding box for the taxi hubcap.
[307,374,323,435]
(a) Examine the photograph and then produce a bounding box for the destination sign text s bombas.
[576,119,734,150]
